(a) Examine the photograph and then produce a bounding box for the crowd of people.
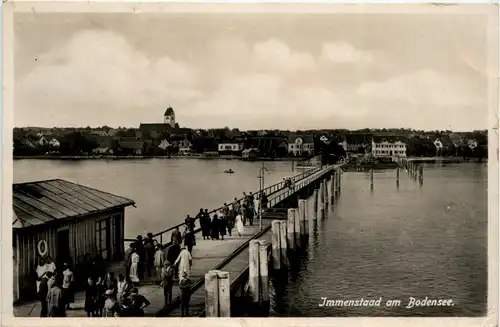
[33,190,271,317]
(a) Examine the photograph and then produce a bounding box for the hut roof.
[12,179,135,228]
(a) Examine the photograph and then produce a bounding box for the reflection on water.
[270,163,488,317]
[14,158,298,238]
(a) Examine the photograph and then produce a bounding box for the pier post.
[338,169,342,194]
[330,171,335,202]
[370,169,374,189]
[279,220,288,266]
[319,182,325,214]
[313,189,318,219]
[323,180,329,205]
[205,270,219,317]
[217,271,231,317]
[396,166,400,185]
[294,208,301,248]
[271,221,281,270]
[298,199,306,238]
[259,240,270,312]
[249,240,260,304]
[287,209,295,250]
[419,165,424,185]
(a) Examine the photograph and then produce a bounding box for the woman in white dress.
[129,251,140,283]
[36,258,48,293]
[235,214,244,237]
[174,246,192,279]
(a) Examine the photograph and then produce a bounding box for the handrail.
[124,165,323,245]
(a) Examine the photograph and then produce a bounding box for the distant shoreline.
[13,155,311,161]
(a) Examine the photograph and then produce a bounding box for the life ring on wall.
[37,240,48,257]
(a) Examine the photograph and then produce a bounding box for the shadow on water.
[269,164,488,317]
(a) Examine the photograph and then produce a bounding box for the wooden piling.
[330,171,335,202]
[249,240,260,303]
[298,199,306,237]
[370,168,374,188]
[419,165,424,185]
[323,180,329,205]
[313,189,318,219]
[294,208,301,248]
[205,270,219,317]
[259,240,269,304]
[396,166,400,184]
[271,221,281,270]
[279,220,287,266]
[319,182,324,212]
[287,209,295,250]
[217,271,231,317]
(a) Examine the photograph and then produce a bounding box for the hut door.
[56,228,70,265]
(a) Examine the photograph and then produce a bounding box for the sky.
[13,5,497,131]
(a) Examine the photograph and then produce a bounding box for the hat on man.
[163,260,171,267]
[105,289,114,296]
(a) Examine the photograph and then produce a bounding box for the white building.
[178,140,193,155]
[371,136,407,158]
[288,135,314,156]
[158,139,171,150]
[164,107,176,128]
[218,143,244,153]
[38,136,48,147]
[48,138,60,148]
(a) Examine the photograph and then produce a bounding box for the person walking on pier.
[154,245,165,283]
[36,258,47,295]
[160,261,174,307]
[38,271,52,317]
[135,236,146,280]
[84,277,98,317]
[171,227,182,246]
[233,198,241,215]
[211,214,220,240]
[124,243,135,278]
[219,212,227,240]
[179,271,192,317]
[235,214,244,237]
[185,215,196,233]
[128,288,150,317]
[174,246,192,279]
[62,263,74,310]
[244,203,254,226]
[200,209,211,240]
[47,275,65,317]
[116,274,131,307]
[144,233,156,278]
[184,227,196,253]
[166,242,181,279]
[129,250,140,284]
[103,290,122,317]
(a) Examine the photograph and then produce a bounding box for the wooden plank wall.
[15,207,126,298]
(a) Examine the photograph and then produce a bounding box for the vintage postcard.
[2,2,498,327]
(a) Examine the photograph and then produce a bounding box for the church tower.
[164,106,175,128]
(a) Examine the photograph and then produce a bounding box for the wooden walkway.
[14,164,337,317]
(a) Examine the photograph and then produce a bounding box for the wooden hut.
[12,179,135,301]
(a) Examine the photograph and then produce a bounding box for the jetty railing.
[124,165,324,247]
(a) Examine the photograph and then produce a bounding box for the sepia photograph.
[3,2,498,325]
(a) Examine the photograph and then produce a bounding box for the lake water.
[13,158,299,238]
[14,160,488,316]
[270,162,488,317]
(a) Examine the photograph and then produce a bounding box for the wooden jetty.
[14,164,343,317]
